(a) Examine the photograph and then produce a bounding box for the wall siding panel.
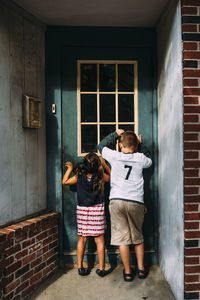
[0,1,46,226]
[36,26,46,212]
[0,4,12,223]
[9,11,26,220]
[24,19,39,216]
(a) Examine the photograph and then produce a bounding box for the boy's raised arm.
[97,130,124,154]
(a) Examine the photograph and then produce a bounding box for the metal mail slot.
[22,95,42,128]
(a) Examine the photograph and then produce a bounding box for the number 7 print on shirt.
[124,165,132,180]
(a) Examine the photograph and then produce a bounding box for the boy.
[97,129,152,281]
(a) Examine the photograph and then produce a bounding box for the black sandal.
[96,268,110,277]
[78,267,90,276]
[137,268,148,279]
[123,269,134,282]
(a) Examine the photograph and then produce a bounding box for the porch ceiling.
[12,0,169,27]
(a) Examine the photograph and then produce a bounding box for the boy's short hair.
[120,131,138,149]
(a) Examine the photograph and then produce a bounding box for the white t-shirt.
[102,147,152,203]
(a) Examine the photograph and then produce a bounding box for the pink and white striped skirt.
[76,203,106,236]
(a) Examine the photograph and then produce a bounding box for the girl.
[62,152,110,277]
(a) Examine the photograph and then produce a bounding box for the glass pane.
[99,64,115,91]
[118,64,134,92]
[81,64,97,91]
[81,125,97,153]
[100,125,116,141]
[118,94,134,122]
[100,95,115,122]
[119,124,135,132]
[81,94,97,122]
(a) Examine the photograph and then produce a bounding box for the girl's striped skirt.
[76,203,106,236]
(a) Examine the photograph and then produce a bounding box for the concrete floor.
[30,265,175,300]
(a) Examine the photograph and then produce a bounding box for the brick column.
[0,212,60,300]
[182,0,200,299]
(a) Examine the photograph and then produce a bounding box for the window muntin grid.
[77,60,138,156]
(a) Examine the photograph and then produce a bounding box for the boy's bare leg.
[94,235,105,270]
[119,245,131,275]
[77,235,87,268]
[134,242,145,273]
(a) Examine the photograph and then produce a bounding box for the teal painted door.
[62,46,157,261]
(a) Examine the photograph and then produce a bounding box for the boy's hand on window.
[137,134,142,144]
[116,129,124,136]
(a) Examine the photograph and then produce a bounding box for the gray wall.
[0,0,46,226]
[157,0,184,299]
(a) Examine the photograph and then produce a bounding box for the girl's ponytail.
[93,163,104,192]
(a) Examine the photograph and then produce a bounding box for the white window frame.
[77,60,138,156]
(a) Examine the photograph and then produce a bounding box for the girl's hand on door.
[62,161,77,185]
[65,162,73,170]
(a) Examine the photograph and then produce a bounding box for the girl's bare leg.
[77,235,87,268]
[94,235,105,270]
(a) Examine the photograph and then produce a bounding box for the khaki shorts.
[109,200,146,245]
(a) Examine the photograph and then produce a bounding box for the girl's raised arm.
[62,162,78,185]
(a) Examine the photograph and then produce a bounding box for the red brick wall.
[182,1,200,299]
[0,212,60,300]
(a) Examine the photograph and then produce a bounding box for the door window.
[77,60,138,155]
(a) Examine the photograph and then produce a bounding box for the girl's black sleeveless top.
[77,174,104,207]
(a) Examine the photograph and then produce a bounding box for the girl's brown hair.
[76,152,104,192]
